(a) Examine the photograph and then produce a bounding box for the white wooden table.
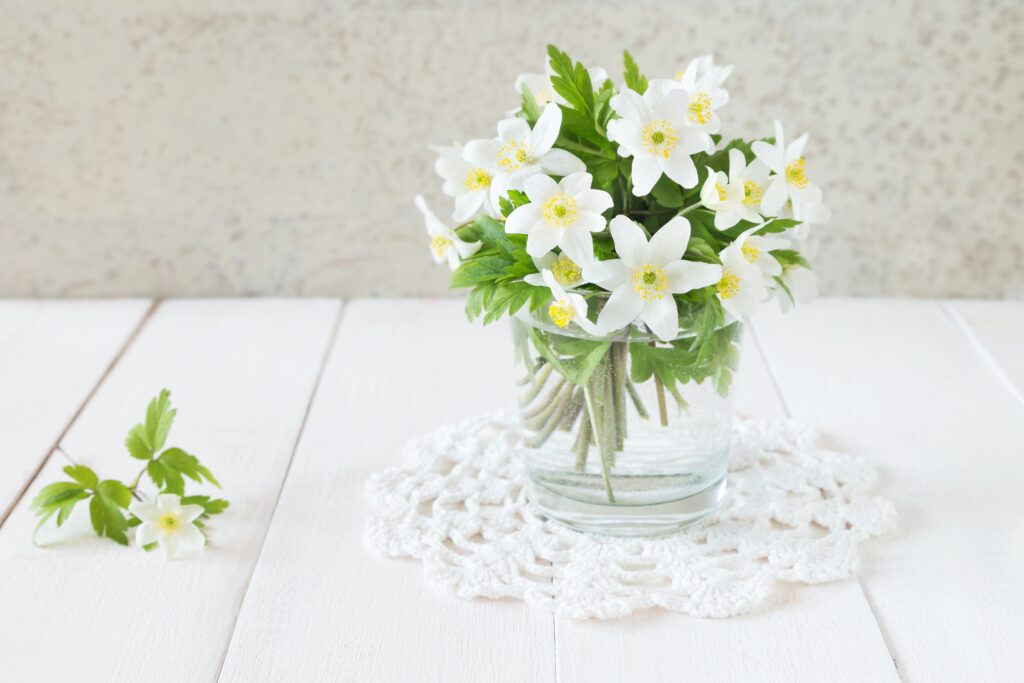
[1,298,1022,682]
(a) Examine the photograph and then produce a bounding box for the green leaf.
[546,45,593,115]
[125,424,152,460]
[97,480,132,509]
[529,328,611,386]
[147,459,184,495]
[623,50,649,95]
[519,82,541,123]
[771,249,811,269]
[31,481,86,512]
[651,176,684,208]
[56,493,89,527]
[159,448,220,488]
[63,464,98,490]
[759,218,801,234]
[145,389,176,453]
[181,495,230,516]
[89,494,128,545]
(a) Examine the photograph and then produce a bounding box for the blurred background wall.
[1,0,1021,298]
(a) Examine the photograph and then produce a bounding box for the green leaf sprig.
[31,389,228,547]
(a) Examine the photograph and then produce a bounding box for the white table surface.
[0,298,1022,682]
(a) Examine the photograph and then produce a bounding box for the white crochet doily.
[365,413,896,620]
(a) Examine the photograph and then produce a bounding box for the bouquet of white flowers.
[414,46,831,532]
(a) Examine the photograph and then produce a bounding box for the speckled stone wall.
[1,1,1021,297]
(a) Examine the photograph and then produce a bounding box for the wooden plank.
[945,299,1024,406]
[0,299,340,681]
[0,300,151,524]
[554,320,899,682]
[218,300,556,683]
[753,299,1024,681]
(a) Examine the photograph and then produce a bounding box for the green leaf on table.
[145,389,176,452]
[159,447,221,488]
[97,479,133,508]
[147,459,184,495]
[63,464,98,490]
[181,495,230,517]
[89,494,128,545]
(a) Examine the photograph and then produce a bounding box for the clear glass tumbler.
[511,310,742,536]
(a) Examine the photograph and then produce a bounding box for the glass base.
[526,474,727,537]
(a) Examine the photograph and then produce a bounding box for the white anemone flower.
[607,88,712,196]
[414,195,482,270]
[463,103,585,209]
[505,172,612,263]
[776,264,818,313]
[733,226,789,277]
[699,149,772,229]
[752,120,822,217]
[431,143,498,222]
[716,237,769,319]
[585,215,722,341]
[791,181,832,225]
[516,65,608,108]
[541,269,598,334]
[650,57,730,135]
[676,55,734,88]
[129,494,205,560]
[524,252,585,287]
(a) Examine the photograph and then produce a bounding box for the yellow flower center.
[715,183,728,202]
[743,180,764,206]
[430,235,452,257]
[551,254,582,286]
[542,193,578,227]
[785,158,808,189]
[632,264,668,302]
[717,270,741,300]
[674,68,686,81]
[742,242,760,264]
[641,120,679,158]
[464,167,491,191]
[548,300,575,328]
[498,139,531,172]
[688,92,713,126]
[157,512,180,533]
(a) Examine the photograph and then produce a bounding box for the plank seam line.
[747,317,903,681]
[0,298,161,530]
[941,302,1024,412]
[213,299,347,682]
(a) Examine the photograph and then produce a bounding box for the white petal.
[558,227,595,264]
[714,209,741,230]
[497,117,530,142]
[541,269,566,299]
[761,177,789,214]
[178,504,204,524]
[528,103,561,155]
[659,152,698,189]
[606,118,642,153]
[159,533,180,560]
[648,216,691,264]
[641,297,679,342]
[610,88,649,122]
[728,148,745,183]
[653,88,690,124]
[523,173,558,204]
[452,238,481,259]
[537,149,586,176]
[505,203,541,234]
[760,254,783,277]
[128,501,159,523]
[576,188,613,214]
[135,521,160,547]
[452,191,484,222]
[596,285,645,334]
[559,171,592,196]
[569,295,600,335]
[609,215,651,268]
[524,273,544,286]
[631,156,662,196]
[526,224,561,257]
[571,211,607,233]
[752,140,784,173]
[585,259,631,289]
[786,133,809,163]
[463,139,501,168]
[157,494,181,513]
[664,261,723,293]
[679,126,712,155]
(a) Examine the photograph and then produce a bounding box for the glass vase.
[511,310,742,536]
